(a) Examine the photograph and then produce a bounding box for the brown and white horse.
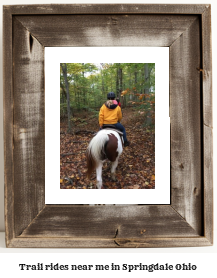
[86,129,123,189]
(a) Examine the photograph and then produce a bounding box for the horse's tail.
[86,132,109,179]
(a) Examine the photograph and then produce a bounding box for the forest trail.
[60,108,155,189]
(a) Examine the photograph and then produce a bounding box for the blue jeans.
[114,123,127,142]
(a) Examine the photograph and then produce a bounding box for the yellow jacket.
[99,103,122,127]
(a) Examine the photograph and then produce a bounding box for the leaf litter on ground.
[60,108,155,189]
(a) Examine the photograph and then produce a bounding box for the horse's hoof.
[97,182,102,189]
[111,174,116,181]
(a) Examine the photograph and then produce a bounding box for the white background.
[45,47,170,204]
[0,0,216,277]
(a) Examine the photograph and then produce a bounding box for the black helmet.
[107,92,115,99]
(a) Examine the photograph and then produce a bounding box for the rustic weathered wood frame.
[3,4,212,248]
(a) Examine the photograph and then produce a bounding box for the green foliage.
[60,63,155,125]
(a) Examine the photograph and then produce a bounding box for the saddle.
[102,124,123,136]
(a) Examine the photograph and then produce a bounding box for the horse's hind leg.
[96,162,103,189]
[111,158,119,181]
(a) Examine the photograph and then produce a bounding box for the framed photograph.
[4,4,213,248]
[45,47,170,204]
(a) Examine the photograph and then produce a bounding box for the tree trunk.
[134,64,138,90]
[60,81,67,102]
[144,63,152,125]
[144,63,149,95]
[61,63,71,132]
[117,63,123,106]
[101,68,105,102]
[116,65,119,97]
[118,67,122,97]
[82,63,86,109]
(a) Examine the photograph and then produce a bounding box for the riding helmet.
[107,92,116,99]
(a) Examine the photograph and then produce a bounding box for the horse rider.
[99,92,130,147]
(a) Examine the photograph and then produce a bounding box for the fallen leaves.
[60,108,155,189]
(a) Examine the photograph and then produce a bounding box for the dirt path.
[60,108,155,189]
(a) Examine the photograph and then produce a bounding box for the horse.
[86,129,123,189]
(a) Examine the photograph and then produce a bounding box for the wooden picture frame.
[3,4,213,248]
